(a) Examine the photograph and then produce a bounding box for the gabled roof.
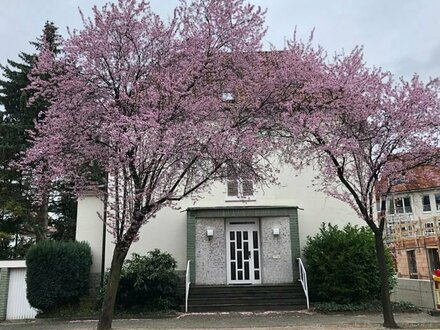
[379,165,440,195]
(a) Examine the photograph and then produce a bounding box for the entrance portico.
[186,206,300,285]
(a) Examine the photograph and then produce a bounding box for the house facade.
[382,166,440,280]
[76,165,362,287]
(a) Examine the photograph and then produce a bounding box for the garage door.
[6,268,37,320]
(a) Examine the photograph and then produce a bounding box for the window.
[388,199,394,214]
[377,199,386,212]
[435,193,440,211]
[428,248,440,272]
[423,195,432,212]
[401,225,413,232]
[424,222,435,235]
[226,179,254,200]
[225,162,254,200]
[389,176,406,185]
[407,250,418,279]
[389,196,412,214]
[221,91,235,102]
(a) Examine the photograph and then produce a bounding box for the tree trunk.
[97,241,130,330]
[35,192,49,242]
[374,230,399,329]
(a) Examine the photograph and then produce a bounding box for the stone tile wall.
[195,218,226,284]
[261,217,293,283]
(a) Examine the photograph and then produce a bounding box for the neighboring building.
[380,166,440,280]
[76,164,363,309]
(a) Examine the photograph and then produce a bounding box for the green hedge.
[26,240,92,313]
[303,223,395,304]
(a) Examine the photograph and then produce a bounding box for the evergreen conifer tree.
[0,22,76,257]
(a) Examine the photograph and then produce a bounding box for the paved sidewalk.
[1,310,440,329]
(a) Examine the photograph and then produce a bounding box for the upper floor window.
[226,179,255,200]
[221,91,235,102]
[389,176,407,186]
[423,195,432,212]
[435,193,440,211]
[377,199,386,213]
[225,161,254,201]
[389,196,412,214]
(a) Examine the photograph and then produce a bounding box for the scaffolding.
[386,214,440,279]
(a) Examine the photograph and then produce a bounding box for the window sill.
[225,197,256,202]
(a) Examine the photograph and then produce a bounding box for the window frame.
[428,248,440,272]
[226,179,256,201]
[388,196,412,215]
[422,194,432,213]
[406,250,418,279]
[435,193,440,212]
[221,91,235,102]
[424,222,435,235]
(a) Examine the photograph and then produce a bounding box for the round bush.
[26,240,91,312]
[303,223,395,304]
[115,249,179,311]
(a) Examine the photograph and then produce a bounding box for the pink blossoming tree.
[278,44,440,328]
[21,0,439,328]
[21,1,287,328]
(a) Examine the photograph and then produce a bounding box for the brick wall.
[396,247,436,280]
[0,268,9,320]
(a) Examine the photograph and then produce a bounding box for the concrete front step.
[188,303,307,312]
[188,297,306,305]
[189,284,303,294]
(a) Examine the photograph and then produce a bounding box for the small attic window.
[221,91,235,102]
[225,162,255,201]
[226,179,255,201]
[389,176,406,186]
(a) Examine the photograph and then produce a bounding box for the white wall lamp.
[207,229,214,239]
[272,228,280,236]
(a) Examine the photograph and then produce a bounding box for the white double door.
[226,219,261,284]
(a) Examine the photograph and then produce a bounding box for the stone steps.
[185,283,307,312]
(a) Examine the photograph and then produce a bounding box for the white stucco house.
[76,164,363,310]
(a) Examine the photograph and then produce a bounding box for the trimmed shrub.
[115,249,179,311]
[26,240,92,313]
[303,223,395,304]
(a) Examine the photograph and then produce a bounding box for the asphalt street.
[1,311,440,330]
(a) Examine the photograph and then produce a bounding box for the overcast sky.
[1,0,440,82]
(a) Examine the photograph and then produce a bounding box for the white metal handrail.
[297,258,310,309]
[185,260,191,313]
